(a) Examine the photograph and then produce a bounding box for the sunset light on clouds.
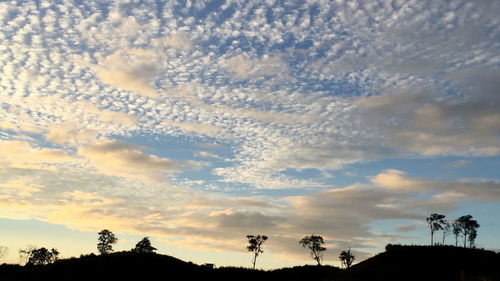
[0,0,499,268]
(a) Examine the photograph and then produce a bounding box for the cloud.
[0,139,75,170]
[0,179,42,198]
[355,68,500,156]
[194,151,219,159]
[91,50,162,97]
[45,190,129,232]
[78,139,179,181]
[45,123,98,146]
[224,54,289,79]
[163,119,222,137]
[152,33,191,50]
[371,169,424,191]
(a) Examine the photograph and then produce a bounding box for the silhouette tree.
[18,245,37,265]
[456,215,479,248]
[0,246,8,261]
[132,237,157,253]
[452,221,462,247]
[26,247,59,265]
[246,235,268,269]
[468,228,478,248]
[339,248,355,268]
[442,221,451,245]
[299,235,326,265]
[426,213,446,245]
[97,229,118,255]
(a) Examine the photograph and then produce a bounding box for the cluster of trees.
[9,229,157,266]
[246,234,354,269]
[426,214,480,248]
[96,229,157,255]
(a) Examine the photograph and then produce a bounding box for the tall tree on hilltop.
[426,213,446,245]
[456,215,480,248]
[97,229,118,255]
[299,235,327,266]
[246,235,268,270]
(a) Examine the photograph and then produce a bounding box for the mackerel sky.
[0,0,499,268]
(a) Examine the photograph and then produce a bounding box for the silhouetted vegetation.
[341,245,500,281]
[456,215,480,248]
[426,213,446,245]
[246,235,268,269]
[97,229,118,255]
[1,246,498,281]
[299,235,326,265]
[131,237,157,253]
[339,248,355,268]
[426,213,481,248]
[26,247,59,266]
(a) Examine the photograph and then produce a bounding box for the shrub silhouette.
[132,237,157,253]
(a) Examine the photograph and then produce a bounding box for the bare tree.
[246,235,268,269]
[299,235,326,266]
[426,213,446,245]
[339,248,355,268]
[97,229,118,255]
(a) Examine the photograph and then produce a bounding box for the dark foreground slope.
[341,245,500,281]
[1,246,498,281]
[0,251,340,281]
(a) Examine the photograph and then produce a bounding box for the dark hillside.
[0,251,340,281]
[1,246,498,281]
[341,245,500,281]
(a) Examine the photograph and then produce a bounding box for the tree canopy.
[456,215,480,248]
[339,248,355,268]
[299,235,327,266]
[132,237,157,253]
[426,213,446,245]
[246,235,268,269]
[97,229,118,255]
[26,247,59,266]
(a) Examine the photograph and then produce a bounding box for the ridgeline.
[1,245,499,281]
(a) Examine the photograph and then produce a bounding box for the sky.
[0,0,499,269]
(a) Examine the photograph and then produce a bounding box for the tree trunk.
[252,253,257,269]
[455,235,458,247]
[430,230,434,245]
